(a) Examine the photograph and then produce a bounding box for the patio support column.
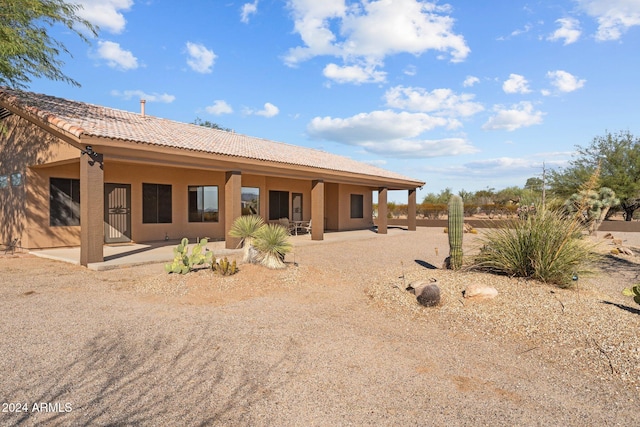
[311,179,324,241]
[408,188,417,231]
[378,187,388,234]
[80,151,104,266]
[225,171,242,250]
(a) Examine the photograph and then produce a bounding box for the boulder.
[463,284,498,300]
[417,284,441,307]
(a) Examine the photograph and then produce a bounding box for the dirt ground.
[0,227,639,426]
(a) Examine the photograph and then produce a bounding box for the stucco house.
[0,88,424,265]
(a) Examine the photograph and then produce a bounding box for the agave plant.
[228,215,265,263]
[252,223,292,269]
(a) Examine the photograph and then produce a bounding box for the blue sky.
[26,0,640,202]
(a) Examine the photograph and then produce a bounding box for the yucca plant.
[252,223,292,269]
[471,209,600,287]
[228,215,265,263]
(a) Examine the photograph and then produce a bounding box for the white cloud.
[463,76,479,87]
[96,41,138,70]
[482,102,545,131]
[323,63,386,84]
[547,17,582,45]
[384,86,484,118]
[546,70,586,92]
[205,100,233,115]
[284,0,469,74]
[424,154,570,182]
[75,0,133,34]
[246,102,279,117]
[576,0,640,41]
[111,90,175,103]
[497,23,534,41]
[403,65,417,76]
[241,0,259,23]
[185,42,216,73]
[307,110,478,158]
[502,74,531,94]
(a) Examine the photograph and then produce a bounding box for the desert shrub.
[252,223,292,269]
[229,215,265,263]
[471,209,599,287]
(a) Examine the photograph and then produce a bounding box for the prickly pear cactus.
[164,237,213,274]
[447,195,464,270]
[189,238,213,267]
[622,284,640,306]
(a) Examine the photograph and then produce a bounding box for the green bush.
[471,209,599,287]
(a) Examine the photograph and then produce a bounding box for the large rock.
[417,284,441,307]
[463,284,498,300]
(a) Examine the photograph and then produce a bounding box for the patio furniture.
[278,218,297,235]
[296,219,312,235]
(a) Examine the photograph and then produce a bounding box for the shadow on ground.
[601,300,640,316]
[2,330,296,425]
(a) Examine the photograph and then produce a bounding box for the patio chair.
[278,218,296,235]
[298,219,312,235]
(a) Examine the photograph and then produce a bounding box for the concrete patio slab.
[29,227,409,270]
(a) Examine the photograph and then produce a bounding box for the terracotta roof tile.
[0,88,424,185]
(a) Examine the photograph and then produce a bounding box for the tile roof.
[0,88,424,185]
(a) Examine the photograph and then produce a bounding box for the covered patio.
[28,228,411,270]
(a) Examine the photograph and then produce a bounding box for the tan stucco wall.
[26,163,81,248]
[108,163,228,243]
[23,162,380,248]
[12,146,377,249]
[335,184,374,231]
[264,176,312,222]
[325,183,340,230]
[0,114,80,249]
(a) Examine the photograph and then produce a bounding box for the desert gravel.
[1,227,639,426]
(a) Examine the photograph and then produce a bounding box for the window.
[188,185,219,222]
[241,187,260,215]
[10,172,22,186]
[50,178,80,226]
[143,183,172,224]
[350,194,364,219]
[0,176,7,189]
[269,190,289,220]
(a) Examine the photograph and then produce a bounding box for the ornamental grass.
[471,209,600,288]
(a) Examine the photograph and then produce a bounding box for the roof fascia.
[84,136,424,190]
[0,100,84,151]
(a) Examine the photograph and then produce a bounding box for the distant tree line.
[375,131,640,221]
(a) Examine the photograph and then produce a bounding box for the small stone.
[464,284,498,299]
[406,280,429,295]
[406,278,438,296]
[603,233,614,239]
[417,284,441,307]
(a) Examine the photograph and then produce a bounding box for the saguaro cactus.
[448,195,464,270]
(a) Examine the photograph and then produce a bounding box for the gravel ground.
[0,227,639,426]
